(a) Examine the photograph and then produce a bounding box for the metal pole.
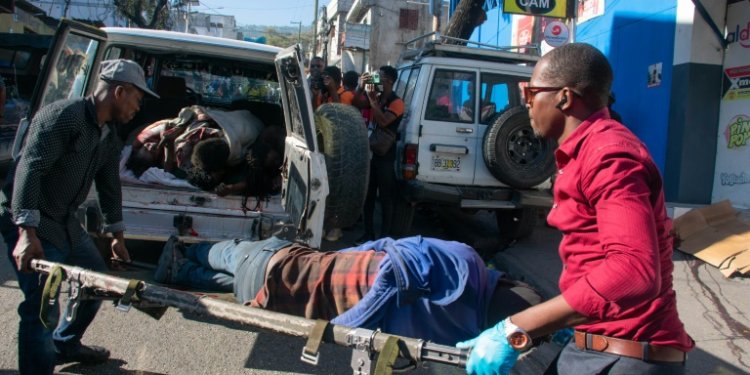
[185,1,190,33]
[312,0,319,56]
[290,21,302,44]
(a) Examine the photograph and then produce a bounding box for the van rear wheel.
[483,107,555,188]
[315,103,369,230]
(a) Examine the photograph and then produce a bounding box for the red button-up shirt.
[548,108,693,351]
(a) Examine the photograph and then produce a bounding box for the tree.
[442,0,487,43]
[114,0,170,29]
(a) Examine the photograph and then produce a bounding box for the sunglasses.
[523,86,583,107]
[523,86,564,106]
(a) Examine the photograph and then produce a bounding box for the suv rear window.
[424,69,474,123]
[478,73,527,124]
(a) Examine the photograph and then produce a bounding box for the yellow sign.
[503,0,570,19]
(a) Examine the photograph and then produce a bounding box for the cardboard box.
[672,200,750,277]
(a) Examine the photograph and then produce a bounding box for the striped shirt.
[0,97,124,249]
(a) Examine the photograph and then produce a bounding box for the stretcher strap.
[301,319,329,365]
[121,279,141,304]
[374,336,400,375]
[40,265,64,329]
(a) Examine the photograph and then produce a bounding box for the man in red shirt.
[458,43,693,374]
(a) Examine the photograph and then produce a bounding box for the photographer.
[353,66,404,245]
[307,56,325,107]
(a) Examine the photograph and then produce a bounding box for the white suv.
[12,20,369,248]
[391,36,554,239]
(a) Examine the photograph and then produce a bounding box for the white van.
[12,20,369,248]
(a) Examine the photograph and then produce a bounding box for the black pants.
[546,340,686,375]
[363,155,397,237]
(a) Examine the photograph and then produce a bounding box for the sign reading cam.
[504,0,570,19]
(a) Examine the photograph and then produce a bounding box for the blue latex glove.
[456,319,520,375]
[551,328,574,346]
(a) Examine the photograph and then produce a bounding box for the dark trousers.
[363,155,397,237]
[547,340,686,375]
[3,229,107,375]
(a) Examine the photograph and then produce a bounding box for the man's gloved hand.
[456,319,520,375]
[551,328,574,346]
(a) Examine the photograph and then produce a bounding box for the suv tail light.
[402,143,418,180]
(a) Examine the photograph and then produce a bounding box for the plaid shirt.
[0,97,123,249]
[250,245,385,320]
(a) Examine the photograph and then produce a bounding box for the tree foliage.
[114,0,170,29]
[264,27,314,51]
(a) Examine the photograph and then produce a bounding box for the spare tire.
[315,103,370,229]
[482,107,555,188]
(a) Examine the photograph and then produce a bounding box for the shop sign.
[543,20,569,47]
[726,19,750,48]
[724,114,750,149]
[503,0,570,19]
[723,64,750,101]
[713,0,750,208]
[577,0,605,24]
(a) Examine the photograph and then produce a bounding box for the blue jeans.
[174,241,235,292]
[174,237,290,303]
[3,229,107,375]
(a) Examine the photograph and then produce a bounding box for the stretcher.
[32,259,470,375]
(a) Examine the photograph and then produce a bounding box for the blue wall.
[468,1,678,172]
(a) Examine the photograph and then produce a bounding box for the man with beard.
[0,59,158,374]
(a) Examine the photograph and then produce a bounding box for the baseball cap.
[99,59,159,98]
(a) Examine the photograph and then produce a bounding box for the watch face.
[508,332,531,351]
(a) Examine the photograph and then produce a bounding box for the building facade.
[317,0,448,73]
[468,0,747,208]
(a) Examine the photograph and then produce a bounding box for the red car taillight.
[402,143,417,180]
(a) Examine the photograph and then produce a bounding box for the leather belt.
[574,331,686,363]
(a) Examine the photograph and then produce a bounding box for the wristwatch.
[504,317,533,352]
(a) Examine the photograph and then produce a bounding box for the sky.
[192,0,318,27]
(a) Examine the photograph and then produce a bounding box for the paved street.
[0,206,748,374]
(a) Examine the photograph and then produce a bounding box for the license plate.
[431,155,461,172]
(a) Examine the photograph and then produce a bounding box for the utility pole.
[290,21,302,44]
[184,0,199,34]
[312,0,319,57]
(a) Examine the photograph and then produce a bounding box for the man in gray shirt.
[0,59,158,374]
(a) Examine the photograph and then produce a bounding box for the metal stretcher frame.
[32,259,470,375]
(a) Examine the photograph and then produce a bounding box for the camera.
[369,72,380,85]
[310,71,325,91]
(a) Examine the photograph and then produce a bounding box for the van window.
[425,69,475,123]
[401,66,421,108]
[39,35,98,108]
[480,73,527,124]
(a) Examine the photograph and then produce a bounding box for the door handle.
[456,127,473,134]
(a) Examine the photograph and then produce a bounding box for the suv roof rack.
[399,32,540,66]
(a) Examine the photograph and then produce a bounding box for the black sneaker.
[154,235,183,283]
[56,344,110,365]
[354,232,375,246]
